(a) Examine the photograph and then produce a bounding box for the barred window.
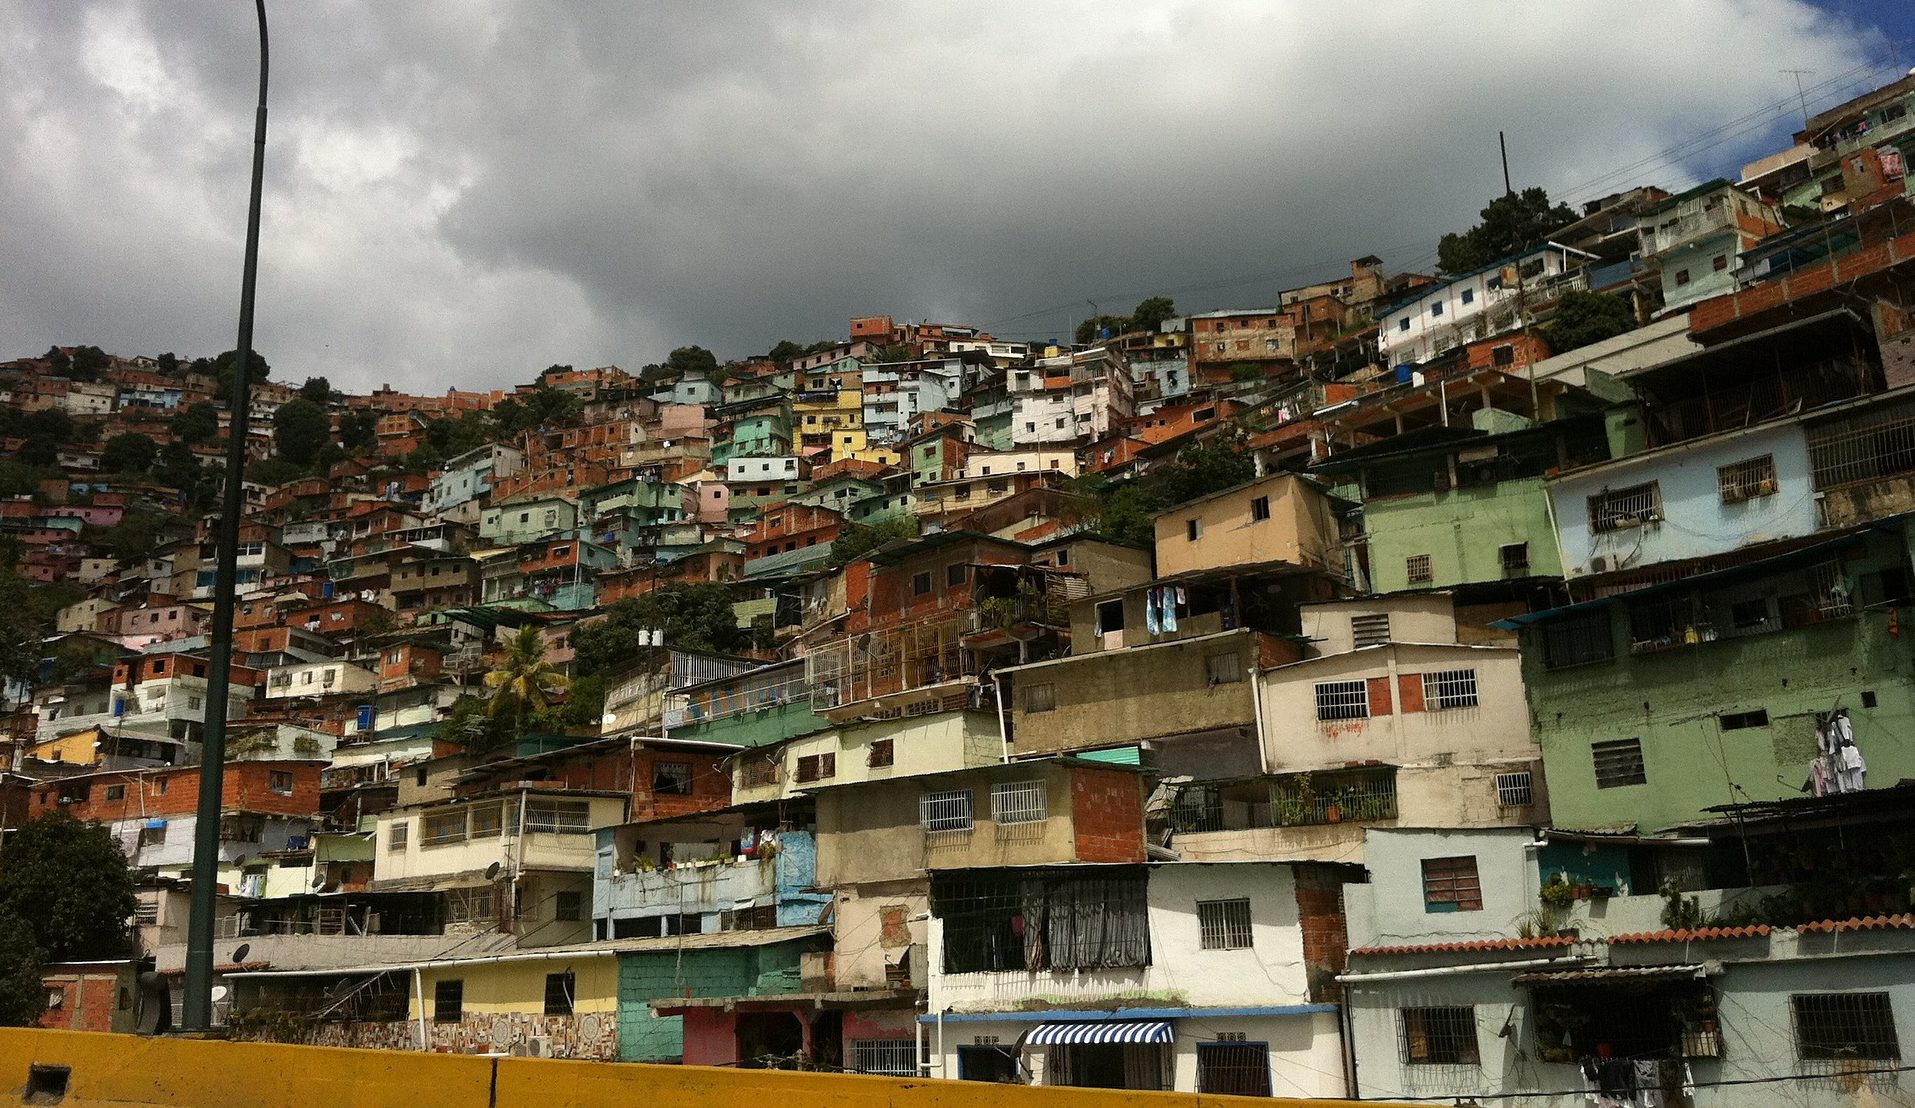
[1196,1042,1270,1096]
[433,980,463,1023]
[1792,992,1900,1062]
[1593,738,1647,789]
[1421,669,1479,710]
[525,799,591,834]
[1500,542,1530,575]
[1717,455,1777,503]
[1421,856,1482,912]
[1542,613,1614,669]
[1494,770,1534,808]
[990,780,1047,824]
[1401,1007,1479,1065]
[1205,651,1243,685]
[795,753,836,783]
[543,971,574,1017]
[1350,612,1391,648]
[422,811,465,846]
[387,821,409,852]
[653,761,694,795]
[850,1039,919,1077]
[1405,553,1433,584]
[467,804,503,839]
[1197,898,1253,950]
[921,789,974,833]
[1023,682,1056,713]
[1589,482,1662,532]
[1315,679,1369,721]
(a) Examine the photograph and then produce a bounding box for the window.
[1592,738,1647,789]
[990,780,1047,824]
[867,739,894,768]
[957,1045,1018,1082]
[554,890,583,922]
[912,571,932,596]
[422,812,465,846]
[1674,269,1691,286]
[794,753,836,783]
[1717,455,1777,503]
[106,785,125,801]
[920,789,974,833]
[1494,769,1534,807]
[1589,482,1662,531]
[1491,343,1515,366]
[1350,612,1391,648]
[1094,599,1125,636]
[543,972,575,1017]
[467,805,502,839]
[1500,542,1530,576]
[1713,254,1728,272]
[946,563,967,587]
[1421,669,1479,710]
[1460,288,1475,305]
[1405,553,1433,584]
[1197,898,1253,950]
[1401,1007,1479,1065]
[388,822,409,852]
[433,980,463,1023]
[1315,679,1369,721]
[1720,709,1769,731]
[1249,495,1270,521]
[1023,682,1056,713]
[139,823,167,847]
[1205,651,1243,685]
[653,761,693,795]
[1793,992,1900,1062]
[1186,519,1201,541]
[1398,317,1410,332]
[268,771,294,796]
[525,799,591,834]
[1195,1041,1270,1096]
[1422,856,1482,912]
[1430,300,1444,317]
[1543,613,1614,669]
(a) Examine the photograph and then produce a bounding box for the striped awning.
[1027,1020,1173,1046]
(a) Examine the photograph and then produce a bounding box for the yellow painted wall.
[414,955,618,1021]
[0,1027,1395,1107]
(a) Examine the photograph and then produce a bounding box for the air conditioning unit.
[511,1037,553,1058]
[1587,555,1616,575]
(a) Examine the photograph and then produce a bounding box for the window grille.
[1405,553,1433,584]
[1350,613,1391,648]
[1589,482,1662,532]
[133,902,159,924]
[1494,770,1534,808]
[543,972,574,1017]
[794,753,836,783]
[1421,856,1482,912]
[1197,898,1253,949]
[1810,559,1854,618]
[447,889,494,926]
[433,980,463,1023]
[1196,1042,1271,1096]
[921,789,974,833]
[1400,1007,1480,1065]
[525,800,591,834]
[1204,651,1243,684]
[1543,613,1614,669]
[1500,542,1530,576]
[421,812,465,846]
[850,1039,919,1077]
[467,804,503,839]
[653,761,694,794]
[1808,396,1915,490]
[867,739,894,768]
[1593,738,1647,789]
[1717,455,1778,502]
[1023,682,1056,713]
[1792,992,1900,1063]
[991,780,1047,825]
[554,890,583,922]
[1314,679,1369,721]
[268,771,294,796]
[1421,668,1479,710]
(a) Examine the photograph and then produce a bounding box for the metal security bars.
[1792,992,1901,1064]
[524,799,590,834]
[849,1039,920,1077]
[920,789,974,833]
[1717,454,1778,502]
[991,780,1047,825]
[1405,553,1433,584]
[1314,679,1370,721]
[1543,613,1614,669]
[1808,395,1915,491]
[1271,767,1397,826]
[1588,481,1662,532]
[1400,1006,1480,1065]
[1592,738,1648,789]
[1195,1042,1271,1096]
[1196,898,1253,950]
[1421,668,1479,710]
[1494,770,1535,808]
[931,870,1150,973]
[1500,542,1530,577]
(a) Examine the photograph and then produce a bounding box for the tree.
[570,585,750,677]
[766,340,806,363]
[22,407,74,443]
[339,411,378,451]
[1130,296,1177,334]
[0,909,46,1028]
[1541,290,1637,353]
[0,810,137,963]
[93,512,171,563]
[829,516,919,566]
[482,627,569,738]
[493,386,581,437]
[297,376,332,404]
[246,456,307,489]
[17,437,56,467]
[99,433,158,474]
[664,345,719,380]
[155,352,179,374]
[271,397,331,467]
[58,345,110,381]
[0,552,57,691]
[202,349,271,402]
[1073,315,1131,345]
[1077,430,1257,547]
[173,401,220,446]
[1436,187,1577,274]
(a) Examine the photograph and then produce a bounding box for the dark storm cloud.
[0,1,1893,391]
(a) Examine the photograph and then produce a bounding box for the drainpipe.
[1335,954,1587,983]
[992,671,1012,764]
[412,966,428,1051]
[1337,994,1359,1098]
[916,1017,929,1078]
[1249,643,1271,775]
[936,1009,946,1079]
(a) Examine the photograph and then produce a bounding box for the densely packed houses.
[11,71,1915,1107]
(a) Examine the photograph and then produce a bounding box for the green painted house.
[615,928,820,1061]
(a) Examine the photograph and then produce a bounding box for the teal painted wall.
[616,941,808,1062]
[1365,478,1561,592]
[674,701,831,749]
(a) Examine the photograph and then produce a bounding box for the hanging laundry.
[1163,588,1179,633]
[1145,587,1161,636]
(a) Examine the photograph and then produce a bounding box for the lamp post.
[182,0,270,1032]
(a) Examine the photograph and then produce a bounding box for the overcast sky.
[1,2,1907,393]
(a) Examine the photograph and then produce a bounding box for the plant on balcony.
[979,596,1021,631]
[1270,773,1314,827]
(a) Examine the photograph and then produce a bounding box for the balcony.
[959,593,1070,648]
[600,831,822,929]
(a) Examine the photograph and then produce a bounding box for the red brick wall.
[1366,676,1394,716]
[37,970,126,1033]
[28,761,325,822]
[1069,768,1146,863]
[1396,673,1425,714]
[1294,866,1351,1003]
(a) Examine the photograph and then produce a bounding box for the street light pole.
[182,0,269,1032]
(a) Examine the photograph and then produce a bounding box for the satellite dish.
[311,875,327,890]
[231,944,250,963]
[484,861,502,880]
[232,855,248,867]
[210,986,229,1003]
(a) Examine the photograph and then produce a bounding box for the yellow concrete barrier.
[1,1028,1396,1107]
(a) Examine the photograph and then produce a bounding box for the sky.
[0,1,1908,394]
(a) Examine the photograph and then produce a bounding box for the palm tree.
[483,626,569,734]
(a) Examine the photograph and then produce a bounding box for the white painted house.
[1377,243,1596,367]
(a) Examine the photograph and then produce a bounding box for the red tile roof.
[1795,914,1915,935]
[1609,924,1771,944]
[1350,935,1576,957]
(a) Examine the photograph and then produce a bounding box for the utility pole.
[183,0,269,1033]
[1783,69,1814,132]
[1499,130,1513,196]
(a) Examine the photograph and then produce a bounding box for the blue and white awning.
[1027,1020,1173,1046]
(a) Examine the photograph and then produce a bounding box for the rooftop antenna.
[1783,69,1814,131]
[1499,131,1512,196]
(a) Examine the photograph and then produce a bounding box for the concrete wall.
[616,941,807,1063]
[1363,479,1559,593]
[1153,473,1341,580]
[1009,630,1261,762]
[830,878,928,990]
[1300,594,1459,654]
[1343,827,1540,952]
[730,710,1001,806]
